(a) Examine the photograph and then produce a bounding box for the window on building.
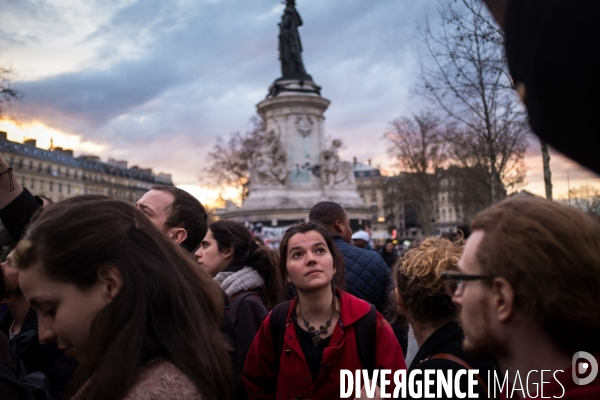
[18,159,23,169]
[31,179,35,189]
[58,183,62,193]
[38,163,42,172]
[49,181,53,192]
[67,184,71,194]
[21,177,25,187]
[40,180,44,190]
[47,166,52,174]
[29,161,33,170]
[66,169,70,178]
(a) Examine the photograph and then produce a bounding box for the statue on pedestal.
[278,0,312,81]
[250,128,288,186]
[320,139,355,189]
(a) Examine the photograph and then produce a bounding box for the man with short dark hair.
[136,185,208,253]
[448,197,600,397]
[309,201,391,313]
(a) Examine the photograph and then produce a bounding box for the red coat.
[243,290,406,400]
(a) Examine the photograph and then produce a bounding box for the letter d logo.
[572,351,598,385]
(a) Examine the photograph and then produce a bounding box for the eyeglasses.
[441,270,494,297]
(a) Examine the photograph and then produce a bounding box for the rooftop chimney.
[24,138,37,147]
[353,156,357,166]
[368,159,371,166]
[0,131,7,140]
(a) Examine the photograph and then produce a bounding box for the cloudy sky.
[1,0,598,205]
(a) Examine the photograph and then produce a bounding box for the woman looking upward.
[243,222,406,400]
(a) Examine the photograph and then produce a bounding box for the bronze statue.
[278,0,312,81]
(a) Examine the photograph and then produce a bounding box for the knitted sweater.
[71,360,202,400]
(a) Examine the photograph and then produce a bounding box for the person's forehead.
[18,263,49,297]
[289,231,326,247]
[140,190,174,209]
[458,230,484,273]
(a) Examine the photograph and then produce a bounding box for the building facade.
[1,133,173,203]
[352,159,388,237]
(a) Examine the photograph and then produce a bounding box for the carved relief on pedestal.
[320,139,356,189]
[250,127,288,187]
[295,114,314,137]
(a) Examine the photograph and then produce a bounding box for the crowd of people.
[2,1,600,398]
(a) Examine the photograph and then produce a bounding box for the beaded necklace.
[297,296,337,349]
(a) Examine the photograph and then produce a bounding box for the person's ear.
[167,227,188,245]
[492,277,515,322]
[222,246,234,260]
[97,264,123,300]
[333,220,344,235]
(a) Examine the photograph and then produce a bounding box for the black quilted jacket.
[330,234,392,312]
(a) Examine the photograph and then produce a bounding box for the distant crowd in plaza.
[2,0,600,399]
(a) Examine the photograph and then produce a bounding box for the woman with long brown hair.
[194,220,283,400]
[12,196,233,400]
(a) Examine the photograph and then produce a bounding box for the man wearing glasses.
[442,197,600,398]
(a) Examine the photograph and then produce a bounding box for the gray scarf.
[214,266,265,297]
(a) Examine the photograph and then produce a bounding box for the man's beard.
[461,299,508,363]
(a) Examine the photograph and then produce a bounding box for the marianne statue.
[277,0,313,81]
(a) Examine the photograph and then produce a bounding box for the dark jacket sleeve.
[0,189,41,243]
[233,295,268,400]
[242,313,278,400]
[0,332,21,400]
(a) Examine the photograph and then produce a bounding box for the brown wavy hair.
[471,196,600,354]
[13,196,233,400]
[393,237,462,324]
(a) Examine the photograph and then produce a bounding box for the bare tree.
[385,112,446,235]
[445,164,493,223]
[204,116,264,202]
[416,0,529,204]
[559,184,600,216]
[0,65,21,118]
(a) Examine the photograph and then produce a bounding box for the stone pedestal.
[219,79,370,225]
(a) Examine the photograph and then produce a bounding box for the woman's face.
[194,229,232,277]
[18,263,108,365]
[285,230,335,292]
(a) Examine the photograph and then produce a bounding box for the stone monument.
[220,0,370,226]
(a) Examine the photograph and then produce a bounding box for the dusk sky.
[1,0,598,206]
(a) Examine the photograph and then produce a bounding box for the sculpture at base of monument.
[250,128,288,187]
[278,0,312,81]
[320,139,356,189]
[296,114,313,137]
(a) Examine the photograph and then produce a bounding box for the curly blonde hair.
[394,237,462,324]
